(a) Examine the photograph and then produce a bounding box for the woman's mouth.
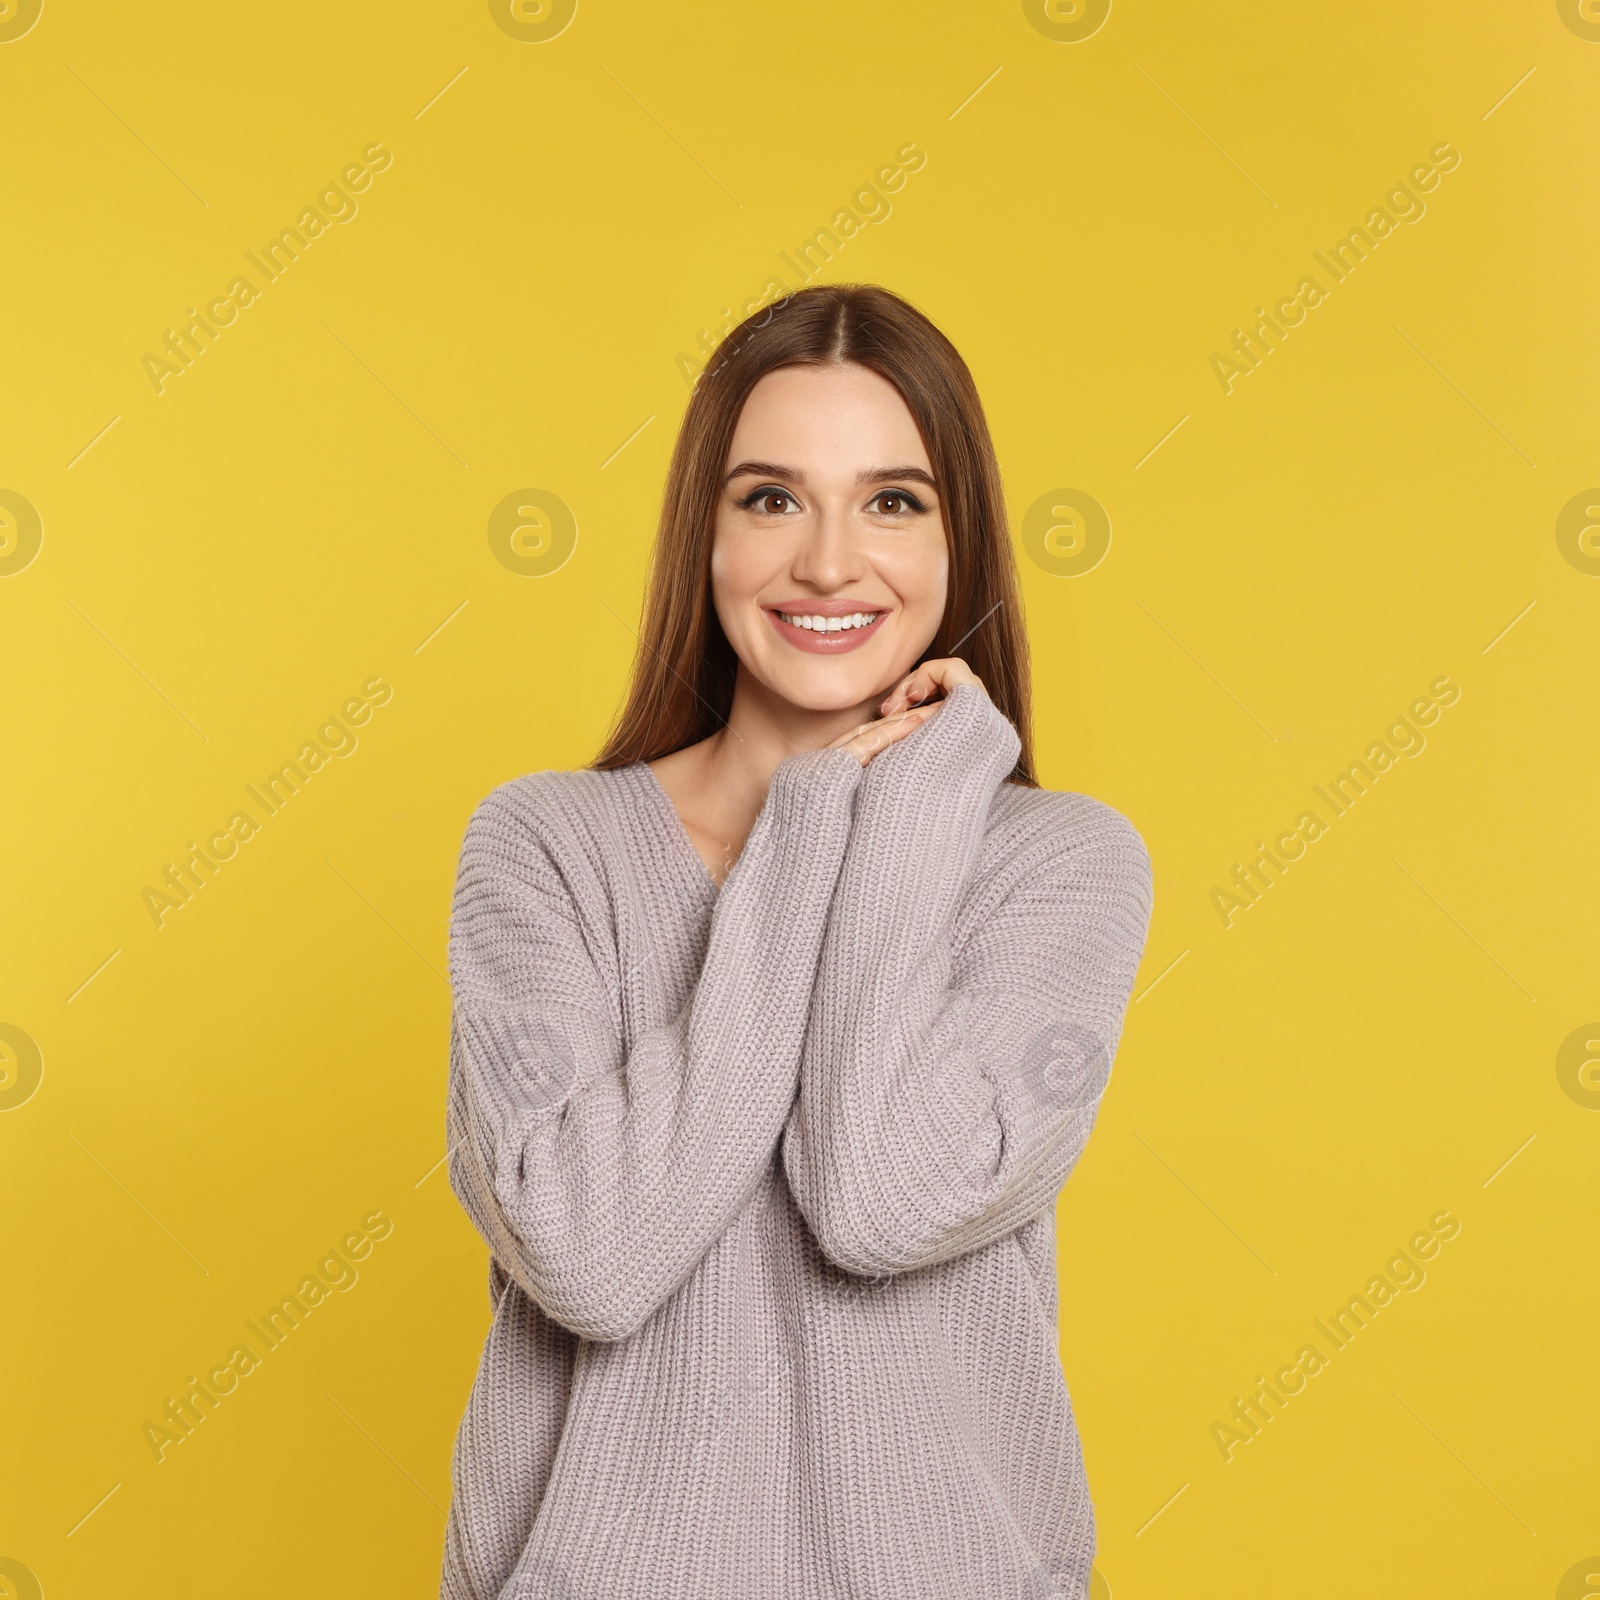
[764,606,888,654]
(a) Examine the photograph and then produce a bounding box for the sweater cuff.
[862,681,1021,795]
[764,742,866,823]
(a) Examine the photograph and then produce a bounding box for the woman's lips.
[764,608,888,654]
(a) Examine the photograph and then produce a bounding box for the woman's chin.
[758,665,890,717]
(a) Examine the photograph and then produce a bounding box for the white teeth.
[779,611,879,632]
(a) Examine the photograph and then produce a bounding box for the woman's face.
[710,362,949,715]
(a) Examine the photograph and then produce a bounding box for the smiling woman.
[441,284,1153,1600]
[599,284,1033,773]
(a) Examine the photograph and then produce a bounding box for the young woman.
[442,285,1152,1600]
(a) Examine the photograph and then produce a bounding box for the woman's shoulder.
[986,780,1152,886]
[459,763,642,860]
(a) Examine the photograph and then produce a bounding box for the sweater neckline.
[623,761,722,901]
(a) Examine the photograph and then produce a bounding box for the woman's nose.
[790,501,860,589]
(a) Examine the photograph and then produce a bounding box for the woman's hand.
[877,657,986,718]
[825,658,986,769]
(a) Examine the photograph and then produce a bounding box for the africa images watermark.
[1209,141,1461,394]
[140,141,393,394]
[1209,675,1460,928]
[140,1210,394,1462]
[1209,1208,1462,1462]
[674,140,927,389]
[140,675,392,927]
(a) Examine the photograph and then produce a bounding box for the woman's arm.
[447,746,863,1342]
[781,681,1153,1276]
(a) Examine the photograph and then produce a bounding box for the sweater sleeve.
[447,746,863,1342]
[780,682,1153,1277]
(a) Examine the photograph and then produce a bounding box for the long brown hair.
[592,283,1035,784]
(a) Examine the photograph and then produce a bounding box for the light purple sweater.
[441,683,1153,1600]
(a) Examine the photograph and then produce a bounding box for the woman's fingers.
[827,701,942,767]
[878,657,985,718]
[825,655,987,769]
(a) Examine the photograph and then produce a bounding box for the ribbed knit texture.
[441,683,1153,1600]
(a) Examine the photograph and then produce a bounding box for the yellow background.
[2,0,1596,1594]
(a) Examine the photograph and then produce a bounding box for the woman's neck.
[648,668,880,884]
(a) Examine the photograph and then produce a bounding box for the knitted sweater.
[441,683,1153,1600]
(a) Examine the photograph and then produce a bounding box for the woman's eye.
[742,487,797,515]
[869,490,923,516]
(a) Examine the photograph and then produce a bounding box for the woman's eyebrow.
[857,465,938,490]
[725,459,804,484]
